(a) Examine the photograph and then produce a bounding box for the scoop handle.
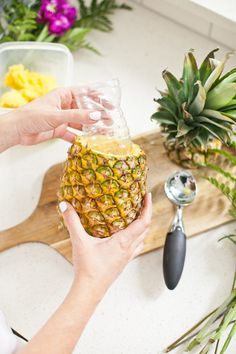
[163,226,186,290]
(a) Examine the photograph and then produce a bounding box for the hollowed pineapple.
[58,135,147,237]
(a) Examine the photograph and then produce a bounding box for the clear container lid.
[0,41,74,114]
[0,41,74,87]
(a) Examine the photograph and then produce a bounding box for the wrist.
[0,112,19,152]
[70,274,107,304]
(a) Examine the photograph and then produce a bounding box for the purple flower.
[38,0,60,21]
[61,3,77,25]
[38,0,78,35]
[48,13,71,35]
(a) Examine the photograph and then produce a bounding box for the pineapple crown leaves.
[151,49,236,149]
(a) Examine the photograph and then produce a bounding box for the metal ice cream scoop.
[163,171,197,290]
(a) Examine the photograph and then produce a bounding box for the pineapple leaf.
[176,120,194,137]
[199,48,219,85]
[217,68,236,85]
[156,97,177,120]
[202,109,236,124]
[219,71,236,85]
[222,99,236,111]
[151,111,176,125]
[197,116,232,132]
[162,70,185,107]
[224,110,236,119]
[205,83,236,110]
[182,50,198,102]
[189,80,206,115]
[204,53,230,92]
[194,122,229,143]
[182,103,193,122]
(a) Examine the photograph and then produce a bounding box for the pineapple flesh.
[152,48,236,168]
[58,135,147,238]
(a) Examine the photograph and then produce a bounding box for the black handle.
[163,226,186,290]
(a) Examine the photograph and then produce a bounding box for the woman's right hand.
[59,193,152,297]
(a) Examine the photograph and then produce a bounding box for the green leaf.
[197,116,232,132]
[202,109,236,124]
[176,120,194,137]
[182,50,199,102]
[193,122,229,142]
[205,83,236,110]
[156,96,177,119]
[162,70,184,107]
[204,53,231,92]
[0,0,38,42]
[205,163,236,183]
[199,48,219,85]
[219,318,236,354]
[217,68,236,85]
[189,80,206,115]
[219,71,236,85]
[209,148,236,166]
[223,110,236,119]
[76,0,131,32]
[58,27,95,52]
[151,111,176,125]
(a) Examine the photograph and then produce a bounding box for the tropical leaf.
[151,111,176,125]
[199,48,219,85]
[189,80,206,115]
[202,109,236,124]
[205,83,236,110]
[156,96,177,119]
[204,53,230,92]
[182,50,199,102]
[76,0,131,32]
[162,70,185,108]
[176,120,194,137]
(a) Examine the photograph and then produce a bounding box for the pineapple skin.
[58,137,147,238]
[164,139,222,168]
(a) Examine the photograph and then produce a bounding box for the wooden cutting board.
[0,129,233,262]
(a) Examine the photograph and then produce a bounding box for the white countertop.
[0,2,236,353]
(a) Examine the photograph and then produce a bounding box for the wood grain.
[0,130,232,262]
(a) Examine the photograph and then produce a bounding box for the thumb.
[58,201,87,244]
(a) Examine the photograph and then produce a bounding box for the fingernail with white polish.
[89,111,101,121]
[59,201,67,213]
[149,192,152,201]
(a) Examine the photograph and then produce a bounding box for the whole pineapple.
[152,48,236,168]
[58,135,147,238]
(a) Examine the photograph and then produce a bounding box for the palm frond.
[76,0,132,32]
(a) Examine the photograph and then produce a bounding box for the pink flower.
[38,0,77,35]
[61,3,77,25]
[48,13,71,36]
[38,0,60,22]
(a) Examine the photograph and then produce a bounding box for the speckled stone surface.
[0,1,236,353]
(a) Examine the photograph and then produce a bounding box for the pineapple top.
[152,49,236,150]
[77,135,142,157]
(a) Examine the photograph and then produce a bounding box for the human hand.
[0,87,111,151]
[59,193,152,297]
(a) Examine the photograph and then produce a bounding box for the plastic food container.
[0,41,74,114]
